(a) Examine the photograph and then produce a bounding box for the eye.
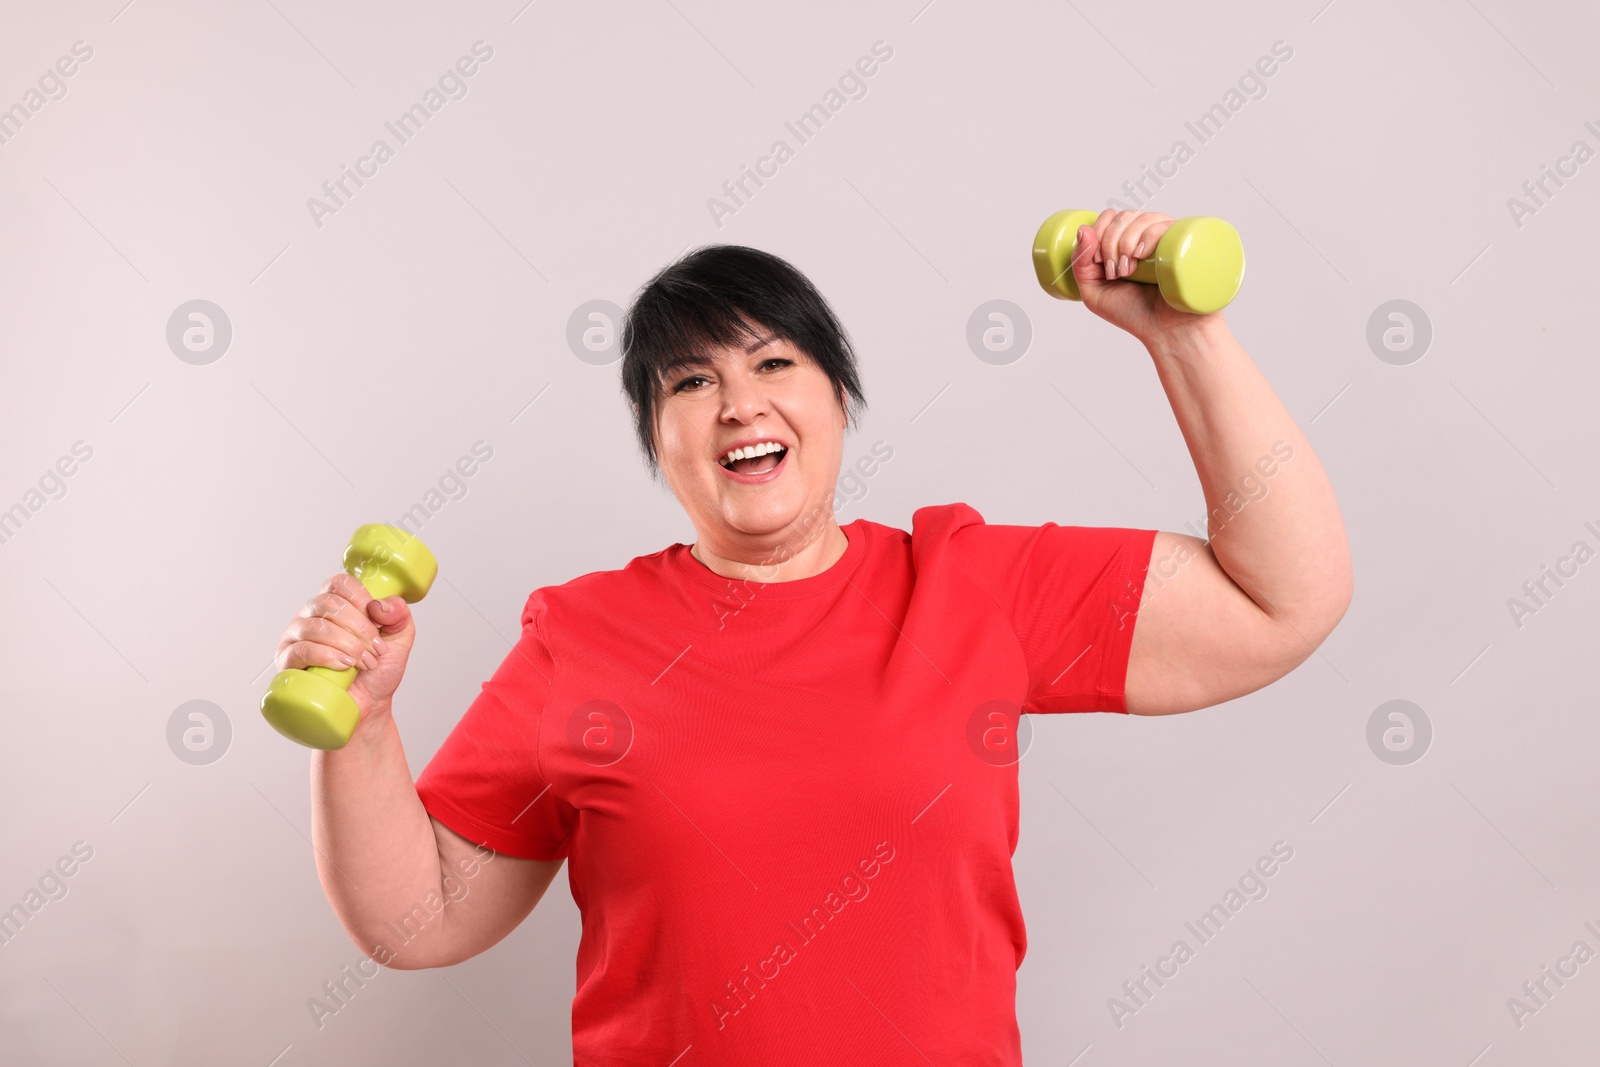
[761,358,793,371]
[672,374,709,394]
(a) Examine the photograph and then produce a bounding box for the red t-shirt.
[415,502,1156,1065]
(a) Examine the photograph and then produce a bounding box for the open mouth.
[718,445,788,477]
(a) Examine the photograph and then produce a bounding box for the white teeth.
[720,441,785,465]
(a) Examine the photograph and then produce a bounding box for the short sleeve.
[945,511,1157,714]
[414,592,576,861]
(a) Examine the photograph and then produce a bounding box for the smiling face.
[652,325,848,560]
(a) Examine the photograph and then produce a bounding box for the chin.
[721,493,818,537]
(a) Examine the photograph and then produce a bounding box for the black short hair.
[619,244,866,479]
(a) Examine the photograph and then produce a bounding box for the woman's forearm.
[1145,315,1353,635]
[309,705,450,966]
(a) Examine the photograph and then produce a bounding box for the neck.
[691,514,848,583]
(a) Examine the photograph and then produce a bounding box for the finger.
[1101,210,1143,279]
[1123,215,1174,265]
[319,572,374,615]
[278,636,362,673]
[297,581,386,655]
[1091,209,1121,263]
[284,616,379,669]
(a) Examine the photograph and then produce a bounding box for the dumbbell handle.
[1032,210,1245,314]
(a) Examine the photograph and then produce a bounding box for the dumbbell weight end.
[261,665,362,750]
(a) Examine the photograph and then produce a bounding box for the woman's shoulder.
[899,502,991,559]
[909,501,987,533]
[513,538,692,622]
[842,502,985,544]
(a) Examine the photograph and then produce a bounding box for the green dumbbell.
[260,524,438,750]
[1031,210,1246,314]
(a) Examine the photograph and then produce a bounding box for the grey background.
[1,0,1596,1063]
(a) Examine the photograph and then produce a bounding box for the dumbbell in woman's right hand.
[271,572,418,741]
[263,524,436,749]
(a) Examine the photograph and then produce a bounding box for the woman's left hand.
[1069,209,1223,347]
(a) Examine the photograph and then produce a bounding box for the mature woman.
[289,210,1352,1064]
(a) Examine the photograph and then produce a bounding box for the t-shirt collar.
[670,520,866,599]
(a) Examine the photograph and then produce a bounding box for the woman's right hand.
[275,572,416,723]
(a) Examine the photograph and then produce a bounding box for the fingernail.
[373,636,388,655]
[1119,254,1130,275]
[340,655,356,668]
[1077,225,1088,243]
[1106,258,1116,279]
[377,600,391,613]
[361,650,378,670]
[1133,241,1145,258]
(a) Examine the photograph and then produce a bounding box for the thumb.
[368,594,412,634]
[1069,224,1107,301]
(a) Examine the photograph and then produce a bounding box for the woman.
[287,210,1353,1063]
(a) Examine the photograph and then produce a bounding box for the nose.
[717,370,770,424]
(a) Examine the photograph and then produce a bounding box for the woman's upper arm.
[405,815,564,968]
[1124,531,1317,716]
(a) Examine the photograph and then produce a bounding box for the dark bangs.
[619,244,866,478]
